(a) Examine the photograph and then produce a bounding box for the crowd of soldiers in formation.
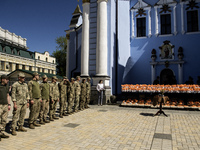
[0,72,91,139]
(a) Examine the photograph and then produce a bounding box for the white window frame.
[180,0,200,34]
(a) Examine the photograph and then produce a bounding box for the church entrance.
[160,69,176,85]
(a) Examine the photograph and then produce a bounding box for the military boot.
[33,121,41,127]
[29,124,35,129]
[11,129,17,136]
[63,112,68,116]
[1,133,9,138]
[49,117,54,121]
[44,119,50,123]
[53,115,59,120]
[18,126,27,132]
[59,114,63,118]
[39,120,45,125]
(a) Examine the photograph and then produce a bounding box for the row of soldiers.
[10,72,91,136]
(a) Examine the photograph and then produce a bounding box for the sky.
[0,0,83,55]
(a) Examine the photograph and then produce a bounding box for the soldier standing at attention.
[85,77,91,109]
[28,72,41,129]
[39,75,50,124]
[80,79,87,110]
[0,75,10,141]
[67,78,75,115]
[74,76,81,113]
[11,73,30,135]
[59,76,68,118]
[49,76,59,121]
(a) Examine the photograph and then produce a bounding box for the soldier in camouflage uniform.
[49,76,59,121]
[59,76,68,118]
[80,79,87,110]
[39,75,50,124]
[74,76,81,112]
[11,73,30,135]
[28,72,41,129]
[85,77,91,109]
[0,75,10,140]
[67,78,75,114]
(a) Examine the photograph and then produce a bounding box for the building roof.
[7,69,62,79]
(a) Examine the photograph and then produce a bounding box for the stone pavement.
[0,105,200,150]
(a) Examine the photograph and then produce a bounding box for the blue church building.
[65,0,200,100]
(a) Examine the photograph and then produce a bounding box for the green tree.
[52,36,67,76]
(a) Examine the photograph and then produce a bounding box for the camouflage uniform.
[39,75,50,123]
[11,78,30,131]
[59,78,67,117]
[85,77,91,108]
[49,76,59,120]
[74,77,81,112]
[80,82,87,110]
[28,73,41,127]
[0,75,10,138]
[67,78,75,114]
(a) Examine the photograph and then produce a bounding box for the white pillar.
[155,6,159,36]
[173,5,177,35]
[81,0,90,77]
[96,0,108,76]
[131,10,134,38]
[148,9,152,37]
[181,3,185,34]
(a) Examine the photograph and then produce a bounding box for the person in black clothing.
[197,76,200,85]
[153,76,160,85]
[185,76,194,85]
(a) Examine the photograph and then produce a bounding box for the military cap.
[63,76,67,79]
[87,77,91,80]
[52,76,58,80]
[18,73,25,78]
[76,76,81,80]
[42,75,47,79]
[71,77,75,81]
[32,72,40,76]
[1,74,9,80]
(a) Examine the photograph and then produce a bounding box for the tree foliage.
[52,36,67,76]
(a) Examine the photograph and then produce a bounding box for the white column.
[96,0,108,76]
[181,3,185,34]
[81,0,90,77]
[66,34,70,77]
[155,6,159,36]
[173,5,177,35]
[148,9,152,37]
[131,10,135,38]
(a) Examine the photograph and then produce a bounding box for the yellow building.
[0,26,56,76]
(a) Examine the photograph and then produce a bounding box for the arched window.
[38,56,40,60]
[46,57,48,62]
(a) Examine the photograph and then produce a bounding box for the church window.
[187,10,199,32]
[46,57,48,62]
[161,14,171,35]
[137,18,146,37]
[38,56,40,60]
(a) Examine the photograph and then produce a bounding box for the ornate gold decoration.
[160,4,171,13]
[136,8,146,17]
[186,0,199,10]
[73,5,82,15]
[82,0,90,3]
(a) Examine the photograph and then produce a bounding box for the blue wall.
[128,0,200,84]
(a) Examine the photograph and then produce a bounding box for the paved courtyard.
[0,105,200,150]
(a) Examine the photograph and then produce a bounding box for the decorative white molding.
[180,3,185,34]
[155,6,159,36]
[131,0,152,38]
[148,9,152,37]
[131,10,135,38]
[173,5,177,35]
[155,0,177,5]
[0,27,27,48]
